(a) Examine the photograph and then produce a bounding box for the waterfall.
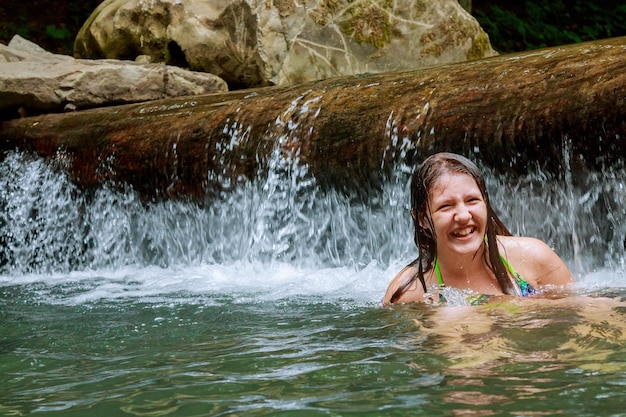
[0,146,626,275]
[1,139,625,285]
[0,148,411,275]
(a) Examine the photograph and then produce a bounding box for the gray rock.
[74,0,497,89]
[0,35,228,116]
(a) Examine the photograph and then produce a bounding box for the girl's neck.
[435,246,491,288]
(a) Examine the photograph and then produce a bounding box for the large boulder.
[0,35,228,117]
[74,0,497,89]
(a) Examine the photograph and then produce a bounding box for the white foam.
[0,260,395,306]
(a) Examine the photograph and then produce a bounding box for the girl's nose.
[454,205,472,222]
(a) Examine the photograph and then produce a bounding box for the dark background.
[1,0,626,56]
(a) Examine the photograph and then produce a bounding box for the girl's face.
[426,172,488,257]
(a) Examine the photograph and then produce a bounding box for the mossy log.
[1,37,626,201]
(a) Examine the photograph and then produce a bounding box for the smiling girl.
[383,152,573,306]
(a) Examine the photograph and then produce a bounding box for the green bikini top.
[434,256,535,297]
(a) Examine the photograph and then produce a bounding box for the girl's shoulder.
[496,235,573,287]
[497,235,550,254]
[497,235,558,264]
[383,264,431,306]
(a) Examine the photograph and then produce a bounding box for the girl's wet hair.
[389,152,516,303]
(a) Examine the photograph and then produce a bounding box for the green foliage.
[0,21,32,43]
[473,0,626,53]
[45,24,71,40]
[0,0,102,54]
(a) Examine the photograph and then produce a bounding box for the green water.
[3,283,626,417]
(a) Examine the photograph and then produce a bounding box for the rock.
[3,36,625,201]
[0,35,228,117]
[74,0,497,89]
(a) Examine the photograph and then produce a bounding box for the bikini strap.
[498,255,516,276]
[434,254,518,287]
[435,251,535,297]
[499,255,535,296]
[433,257,444,287]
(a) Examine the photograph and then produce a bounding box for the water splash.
[0,149,410,275]
[1,138,625,297]
[485,154,626,280]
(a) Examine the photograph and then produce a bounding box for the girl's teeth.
[455,228,473,236]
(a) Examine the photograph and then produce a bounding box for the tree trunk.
[1,37,625,201]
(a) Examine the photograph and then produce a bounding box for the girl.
[383,152,573,306]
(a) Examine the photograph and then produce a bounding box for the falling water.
[1,135,625,300]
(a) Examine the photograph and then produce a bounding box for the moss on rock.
[466,31,491,60]
[341,4,390,49]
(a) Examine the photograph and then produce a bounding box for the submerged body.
[383,153,573,306]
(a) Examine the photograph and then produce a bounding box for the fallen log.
[1,36,625,201]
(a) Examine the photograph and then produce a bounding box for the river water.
[1,149,626,416]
